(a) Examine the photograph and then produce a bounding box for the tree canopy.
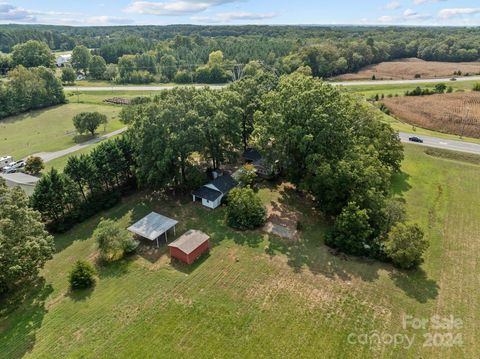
[73,112,107,136]
[0,180,54,294]
[11,40,54,68]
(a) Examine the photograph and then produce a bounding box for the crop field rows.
[336,58,480,81]
[383,92,480,139]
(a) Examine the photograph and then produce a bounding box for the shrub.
[93,218,134,262]
[326,202,373,256]
[226,187,267,230]
[25,156,44,175]
[237,164,257,188]
[414,74,421,79]
[174,70,193,84]
[69,260,96,289]
[384,223,428,269]
[434,83,447,94]
[472,83,480,92]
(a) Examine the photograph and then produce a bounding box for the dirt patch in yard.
[335,58,480,81]
[263,200,301,240]
[383,92,480,138]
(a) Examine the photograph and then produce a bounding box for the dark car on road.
[409,136,424,143]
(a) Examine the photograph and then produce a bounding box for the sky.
[1,0,480,26]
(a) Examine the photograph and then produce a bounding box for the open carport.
[127,212,178,248]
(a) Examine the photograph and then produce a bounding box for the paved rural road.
[32,127,128,163]
[64,76,480,92]
[334,75,480,86]
[63,84,227,91]
[399,132,480,155]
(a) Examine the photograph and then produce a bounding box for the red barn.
[168,230,210,265]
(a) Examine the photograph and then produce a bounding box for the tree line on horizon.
[1,25,480,85]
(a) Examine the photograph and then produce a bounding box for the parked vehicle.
[2,160,26,173]
[409,137,424,143]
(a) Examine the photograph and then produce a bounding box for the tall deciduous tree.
[61,67,76,84]
[0,180,55,294]
[71,45,92,75]
[73,112,107,136]
[89,55,107,80]
[12,40,55,68]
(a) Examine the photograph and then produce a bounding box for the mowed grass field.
[383,92,480,139]
[335,58,480,81]
[0,103,123,159]
[1,145,479,358]
[344,79,479,98]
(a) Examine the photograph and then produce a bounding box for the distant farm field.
[336,58,480,81]
[383,92,480,138]
[1,145,480,358]
[0,103,122,159]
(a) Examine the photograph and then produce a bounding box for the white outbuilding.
[192,174,238,209]
[56,54,72,67]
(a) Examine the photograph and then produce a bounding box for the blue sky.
[1,0,480,26]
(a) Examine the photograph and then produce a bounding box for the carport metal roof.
[127,212,178,245]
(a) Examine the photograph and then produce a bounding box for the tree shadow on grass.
[389,268,439,303]
[229,230,264,248]
[265,233,383,282]
[0,278,53,359]
[391,171,412,198]
[96,257,134,279]
[67,285,95,302]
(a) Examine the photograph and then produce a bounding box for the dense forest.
[1,25,480,83]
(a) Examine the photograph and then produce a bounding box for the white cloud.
[84,16,135,25]
[439,8,480,19]
[125,0,239,16]
[0,2,134,25]
[192,11,276,23]
[414,0,448,5]
[377,8,432,23]
[384,1,401,10]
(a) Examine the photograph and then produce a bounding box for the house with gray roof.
[192,174,238,209]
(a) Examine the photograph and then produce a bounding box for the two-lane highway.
[399,132,480,155]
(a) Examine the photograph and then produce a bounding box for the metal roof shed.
[168,230,210,264]
[127,212,178,247]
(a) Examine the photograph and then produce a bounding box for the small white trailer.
[0,156,13,169]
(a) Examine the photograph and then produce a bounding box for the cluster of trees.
[122,69,427,267]
[0,179,55,295]
[31,137,135,232]
[253,72,426,268]
[123,71,275,190]
[404,83,450,97]
[114,48,232,84]
[0,65,65,119]
[4,25,480,86]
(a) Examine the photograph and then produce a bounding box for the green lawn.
[344,79,479,98]
[42,134,122,173]
[0,103,123,159]
[65,90,160,106]
[1,145,479,358]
